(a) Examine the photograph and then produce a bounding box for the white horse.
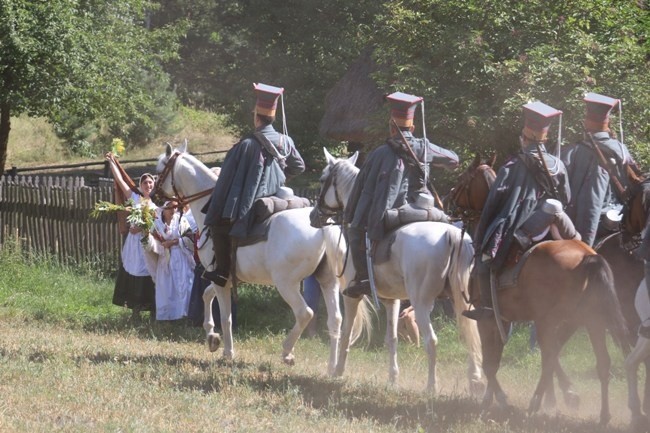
[626,278,650,432]
[317,148,483,393]
[154,143,369,374]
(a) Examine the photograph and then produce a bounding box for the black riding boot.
[202,222,231,287]
[342,227,371,298]
[462,260,495,321]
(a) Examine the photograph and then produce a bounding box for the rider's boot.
[202,223,231,287]
[462,262,495,321]
[342,228,371,298]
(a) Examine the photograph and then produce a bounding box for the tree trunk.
[0,100,11,177]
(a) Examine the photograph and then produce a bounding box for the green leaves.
[371,0,650,165]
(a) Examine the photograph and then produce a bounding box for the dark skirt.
[112,260,156,312]
[188,262,237,328]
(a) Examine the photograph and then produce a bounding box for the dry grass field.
[0,240,637,433]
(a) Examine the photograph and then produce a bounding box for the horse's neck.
[176,157,217,234]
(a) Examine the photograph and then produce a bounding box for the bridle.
[447,163,494,227]
[153,151,214,208]
[313,161,346,225]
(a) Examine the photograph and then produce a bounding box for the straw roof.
[319,49,386,144]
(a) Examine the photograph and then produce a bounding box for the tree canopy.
[0,0,184,175]
[1,0,648,175]
[369,0,650,168]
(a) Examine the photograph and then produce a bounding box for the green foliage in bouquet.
[90,198,157,236]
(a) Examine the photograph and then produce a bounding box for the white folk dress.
[121,193,156,276]
[152,212,195,320]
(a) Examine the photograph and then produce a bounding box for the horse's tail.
[321,224,373,344]
[582,254,631,355]
[447,227,482,371]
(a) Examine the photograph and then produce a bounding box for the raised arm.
[105,153,132,198]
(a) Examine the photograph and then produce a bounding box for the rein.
[447,163,493,227]
[314,160,351,278]
[154,151,214,208]
[316,162,345,219]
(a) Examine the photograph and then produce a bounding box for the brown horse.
[448,154,630,425]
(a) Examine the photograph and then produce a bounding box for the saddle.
[237,194,311,247]
[495,241,549,290]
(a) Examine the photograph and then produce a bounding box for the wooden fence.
[0,174,121,271]
[0,174,320,272]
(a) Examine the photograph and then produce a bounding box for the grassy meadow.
[5,109,236,170]
[0,240,638,433]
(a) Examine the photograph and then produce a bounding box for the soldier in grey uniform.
[343,92,459,298]
[202,83,305,287]
[561,93,642,247]
[463,101,577,321]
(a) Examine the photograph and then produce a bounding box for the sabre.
[365,232,380,308]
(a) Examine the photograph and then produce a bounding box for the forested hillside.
[1,0,648,176]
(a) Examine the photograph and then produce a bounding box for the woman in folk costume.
[561,93,643,247]
[151,201,196,321]
[105,152,157,318]
[202,83,305,287]
[463,101,579,321]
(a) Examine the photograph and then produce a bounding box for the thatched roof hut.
[319,49,386,145]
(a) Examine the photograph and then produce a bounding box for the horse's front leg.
[214,283,234,360]
[413,303,438,393]
[528,319,560,416]
[477,319,509,409]
[202,283,221,353]
[336,295,361,377]
[317,273,342,376]
[553,322,581,410]
[384,299,400,386]
[625,336,650,431]
[586,324,612,425]
[276,280,313,366]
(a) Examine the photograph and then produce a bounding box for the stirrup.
[201,269,228,287]
[342,279,371,298]
[461,307,494,321]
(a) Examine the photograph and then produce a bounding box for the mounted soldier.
[202,83,305,287]
[342,91,459,298]
[463,101,580,321]
[561,92,643,247]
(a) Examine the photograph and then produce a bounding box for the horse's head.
[620,179,650,249]
[151,142,184,204]
[312,148,359,225]
[152,140,216,207]
[447,152,496,225]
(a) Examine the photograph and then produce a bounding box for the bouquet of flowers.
[91,198,157,243]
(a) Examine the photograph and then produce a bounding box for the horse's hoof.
[564,390,580,410]
[283,354,295,366]
[528,394,542,414]
[207,332,221,352]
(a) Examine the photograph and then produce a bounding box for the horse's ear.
[488,152,497,167]
[323,147,336,166]
[179,138,188,153]
[165,142,173,157]
[348,151,359,167]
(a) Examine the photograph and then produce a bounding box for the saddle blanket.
[238,195,310,247]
